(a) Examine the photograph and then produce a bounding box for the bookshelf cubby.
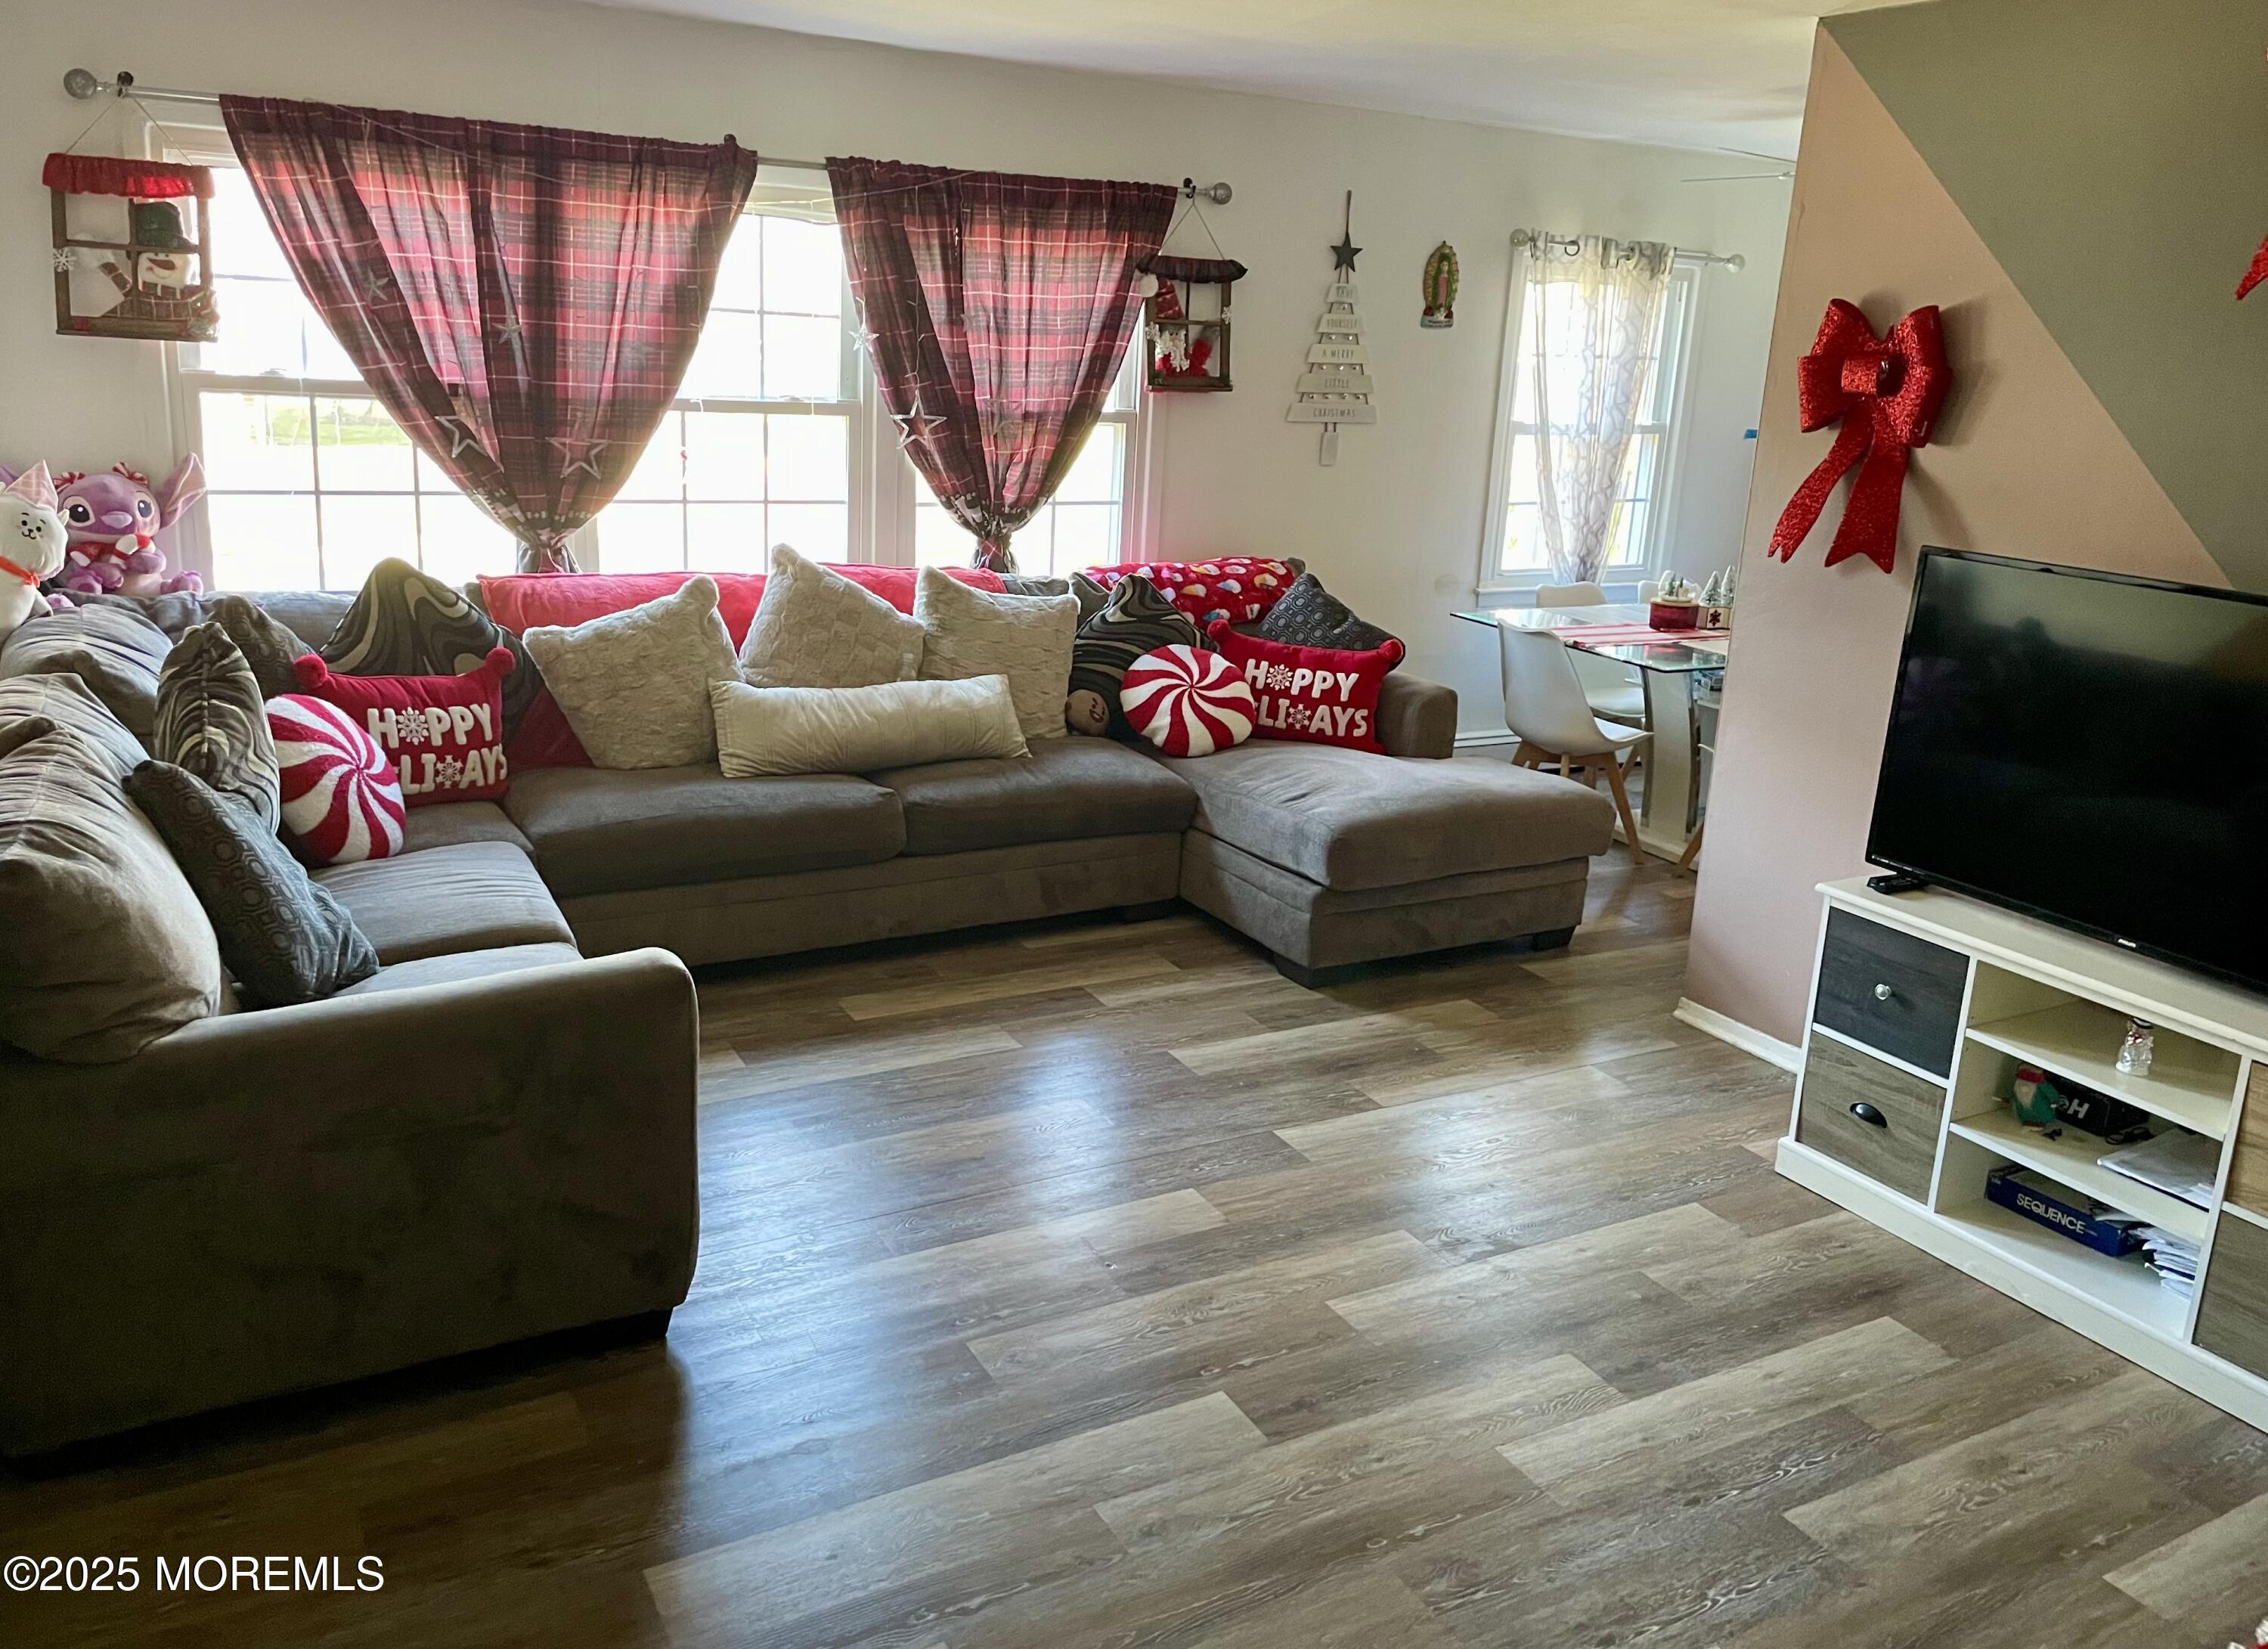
[1779,879,2268,1430]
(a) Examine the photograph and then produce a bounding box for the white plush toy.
[0,463,69,647]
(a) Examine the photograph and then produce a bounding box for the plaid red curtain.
[221,98,757,572]
[827,159,1174,572]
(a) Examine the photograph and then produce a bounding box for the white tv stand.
[1779,878,2268,1430]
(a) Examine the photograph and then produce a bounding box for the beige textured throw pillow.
[522,575,739,769]
[739,544,926,689]
[913,567,1079,742]
[711,675,1027,776]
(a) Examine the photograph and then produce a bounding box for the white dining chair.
[1637,580,1660,604]
[1499,624,1650,866]
[1535,583,1647,728]
[1535,582,1610,609]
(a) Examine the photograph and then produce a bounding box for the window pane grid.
[594,406,851,572]
[1494,268,1692,579]
[182,164,1140,583]
[912,417,1129,578]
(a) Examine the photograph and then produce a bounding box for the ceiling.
[583,0,1913,157]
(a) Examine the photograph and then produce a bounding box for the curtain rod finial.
[63,67,104,100]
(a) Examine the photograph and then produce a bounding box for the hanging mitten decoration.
[1768,299,1950,575]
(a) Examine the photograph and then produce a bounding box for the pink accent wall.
[1681,30,2223,1048]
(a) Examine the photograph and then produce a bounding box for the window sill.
[1473,575,1654,609]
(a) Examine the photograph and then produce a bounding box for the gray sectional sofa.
[0,584,1614,1455]
[255,585,1615,983]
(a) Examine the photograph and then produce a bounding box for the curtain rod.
[62,69,1235,200]
[1513,227,1744,272]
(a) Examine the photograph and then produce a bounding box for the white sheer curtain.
[1516,231,1674,584]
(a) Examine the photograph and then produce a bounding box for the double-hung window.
[1484,259,1699,588]
[170,153,1150,586]
[909,346,1145,576]
[179,166,517,591]
[586,170,860,572]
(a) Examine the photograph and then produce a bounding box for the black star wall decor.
[1330,190,1361,272]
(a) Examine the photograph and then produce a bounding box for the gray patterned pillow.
[206,596,306,700]
[739,543,925,688]
[320,557,542,741]
[153,623,280,829]
[1000,572,1111,625]
[1069,575,1203,735]
[1257,572,1396,654]
[125,761,378,1007]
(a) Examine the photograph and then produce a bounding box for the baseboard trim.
[1452,729,1520,750]
[1674,997,1802,1071]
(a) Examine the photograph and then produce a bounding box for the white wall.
[2,0,1789,734]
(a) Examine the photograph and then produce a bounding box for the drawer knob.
[1873,982,1895,1002]
[1849,1102,1888,1127]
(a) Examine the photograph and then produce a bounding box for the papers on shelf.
[2097,1131,2220,1210]
[2136,1226,2200,1299]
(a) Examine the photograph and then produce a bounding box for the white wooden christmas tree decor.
[1287,193,1376,466]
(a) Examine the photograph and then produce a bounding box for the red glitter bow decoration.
[2237,231,2268,299]
[1768,299,1951,574]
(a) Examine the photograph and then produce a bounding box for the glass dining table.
[1452,603,1728,860]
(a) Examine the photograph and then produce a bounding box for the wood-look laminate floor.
[9,857,2268,1648]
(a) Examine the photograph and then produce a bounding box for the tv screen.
[1869,549,2268,991]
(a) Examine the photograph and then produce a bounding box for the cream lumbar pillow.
[912,566,1079,742]
[522,575,739,769]
[739,543,925,689]
[711,675,1027,777]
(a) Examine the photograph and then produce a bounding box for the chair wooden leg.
[1600,753,1645,868]
[1678,818,1705,872]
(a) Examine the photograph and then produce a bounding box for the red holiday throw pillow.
[290,648,515,805]
[1120,644,1256,757]
[266,694,407,865]
[1206,622,1405,754]
[1082,558,1296,627]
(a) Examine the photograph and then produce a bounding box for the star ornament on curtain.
[434,415,483,459]
[891,397,947,451]
[849,299,882,364]
[549,432,610,480]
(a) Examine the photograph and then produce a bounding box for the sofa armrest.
[1377,674,1458,759]
[0,948,699,1453]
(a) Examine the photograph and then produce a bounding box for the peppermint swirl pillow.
[1120,644,1256,758]
[267,694,406,865]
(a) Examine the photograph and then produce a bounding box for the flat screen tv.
[1869,548,2268,993]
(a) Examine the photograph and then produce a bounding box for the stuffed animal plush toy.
[0,457,206,602]
[1064,689,1110,736]
[0,464,69,646]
